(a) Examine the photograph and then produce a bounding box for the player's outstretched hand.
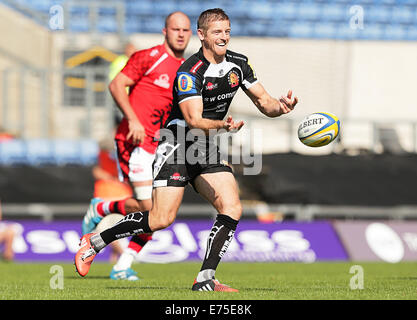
[279,90,299,115]
[224,115,244,133]
[127,119,146,145]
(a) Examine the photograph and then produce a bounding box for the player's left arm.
[244,83,299,118]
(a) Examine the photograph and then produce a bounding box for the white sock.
[196,269,215,282]
[113,249,136,271]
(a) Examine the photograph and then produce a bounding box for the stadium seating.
[1,0,417,40]
[0,139,99,166]
[0,140,28,165]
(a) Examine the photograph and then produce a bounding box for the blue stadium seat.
[97,6,117,16]
[384,24,407,40]
[69,18,90,33]
[266,21,288,37]
[245,20,270,36]
[222,0,248,20]
[297,2,322,22]
[124,16,140,33]
[274,2,297,20]
[379,0,396,4]
[366,5,391,24]
[53,139,82,166]
[288,22,314,38]
[178,1,204,17]
[334,23,361,40]
[397,0,417,5]
[153,1,178,16]
[79,140,99,165]
[141,17,165,33]
[391,6,414,24]
[248,2,274,20]
[230,19,246,36]
[26,139,55,166]
[0,140,27,165]
[29,0,51,12]
[321,4,347,22]
[125,0,153,15]
[314,23,337,39]
[359,23,384,40]
[405,26,417,41]
[97,17,118,33]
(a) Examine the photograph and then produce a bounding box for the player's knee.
[224,202,242,221]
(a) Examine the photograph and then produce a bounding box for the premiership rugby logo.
[228,71,239,88]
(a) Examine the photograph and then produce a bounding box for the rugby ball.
[94,214,124,233]
[298,112,340,147]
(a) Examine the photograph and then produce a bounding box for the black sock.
[198,214,239,280]
[99,211,152,246]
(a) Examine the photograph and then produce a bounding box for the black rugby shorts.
[153,126,233,188]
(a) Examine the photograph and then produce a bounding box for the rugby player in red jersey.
[76,9,298,291]
[81,11,192,280]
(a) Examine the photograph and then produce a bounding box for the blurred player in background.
[108,42,137,125]
[76,8,298,291]
[0,200,16,262]
[91,137,133,263]
[81,11,192,280]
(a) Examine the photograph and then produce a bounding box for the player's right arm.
[109,73,145,145]
[179,98,244,134]
[176,71,243,134]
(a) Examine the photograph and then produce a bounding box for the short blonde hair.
[197,8,230,32]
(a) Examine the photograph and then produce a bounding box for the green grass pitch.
[1,261,416,300]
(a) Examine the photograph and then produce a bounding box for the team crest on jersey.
[228,71,240,88]
[177,72,197,95]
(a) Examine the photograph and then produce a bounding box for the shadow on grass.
[65,276,112,280]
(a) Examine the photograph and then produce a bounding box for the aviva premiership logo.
[177,72,197,95]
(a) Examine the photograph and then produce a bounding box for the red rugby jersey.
[115,44,184,153]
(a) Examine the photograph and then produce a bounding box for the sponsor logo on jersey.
[205,82,218,91]
[177,72,197,95]
[170,172,186,182]
[154,73,170,89]
[228,71,240,88]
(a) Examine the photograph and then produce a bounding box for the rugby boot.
[192,278,239,292]
[110,267,140,281]
[82,198,103,235]
[75,233,97,277]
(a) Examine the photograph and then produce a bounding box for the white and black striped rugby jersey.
[165,48,258,127]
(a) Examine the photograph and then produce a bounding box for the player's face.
[164,15,192,55]
[199,20,231,60]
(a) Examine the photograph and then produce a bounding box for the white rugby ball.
[298,112,340,147]
[94,214,124,233]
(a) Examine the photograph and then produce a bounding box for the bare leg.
[192,171,242,286]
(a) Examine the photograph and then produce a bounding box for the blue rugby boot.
[82,198,103,235]
[110,267,140,281]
